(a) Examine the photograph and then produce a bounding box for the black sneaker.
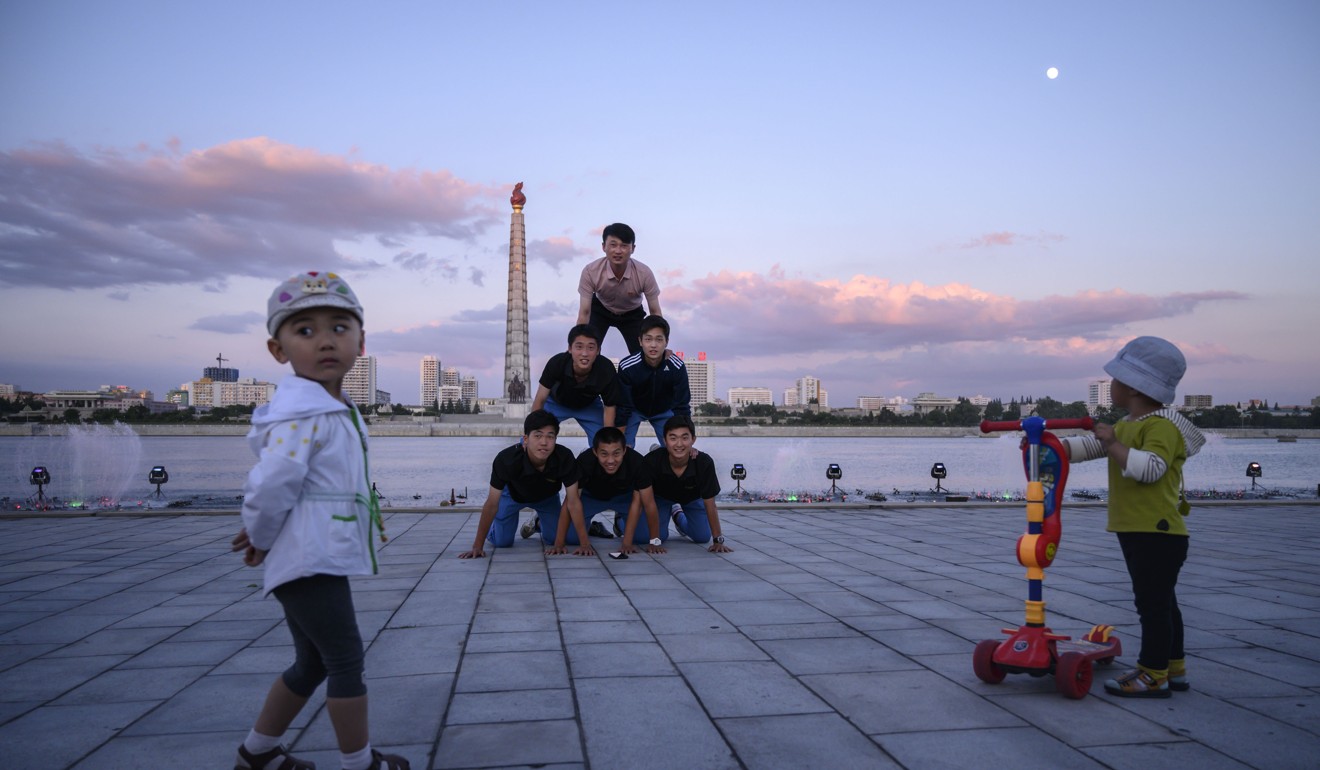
[519,514,539,539]
[235,743,315,769]
[588,520,614,539]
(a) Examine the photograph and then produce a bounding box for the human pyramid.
[457,221,733,560]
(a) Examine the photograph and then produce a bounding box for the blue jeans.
[488,488,562,548]
[543,396,606,448]
[555,491,633,546]
[651,496,711,544]
[623,409,674,449]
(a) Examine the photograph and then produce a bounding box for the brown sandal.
[235,743,316,770]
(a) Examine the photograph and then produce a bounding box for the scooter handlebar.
[980,417,1094,434]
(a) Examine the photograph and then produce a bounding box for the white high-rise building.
[189,377,277,408]
[858,396,886,411]
[420,355,440,408]
[783,387,800,407]
[680,352,714,405]
[728,387,773,406]
[460,375,478,405]
[343,356,378,406]
[438,384,463,408]
[1087,379,1113,414]
[442,366,461,388]
[793,376,826,408]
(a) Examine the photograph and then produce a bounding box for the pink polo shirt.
[578,256,660,315]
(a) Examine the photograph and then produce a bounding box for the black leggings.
[1116,532,1188,671]
[273,574,366,698]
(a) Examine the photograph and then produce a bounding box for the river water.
[3,432,1316,510]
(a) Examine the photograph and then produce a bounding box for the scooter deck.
[1055,636,1121,660]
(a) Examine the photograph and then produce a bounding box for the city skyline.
[10,357,1309,414]
[2,3,1317,407]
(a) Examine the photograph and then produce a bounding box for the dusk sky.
[2,1,1317,408]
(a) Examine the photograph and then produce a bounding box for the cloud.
[189,311,265,334]
[469,267,485,286]
[0,138,503,290]
[527,236,592,271]
[664,268,1247,359]
[107,291,130,302]
[956,230,1067,249]
[393,250,459,281]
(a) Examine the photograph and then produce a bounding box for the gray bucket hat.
[1103,336,1185,405]
[266,271,364,336]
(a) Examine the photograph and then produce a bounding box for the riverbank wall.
[3,422,1317,440]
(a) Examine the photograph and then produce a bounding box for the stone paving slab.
[0,502,1317,768]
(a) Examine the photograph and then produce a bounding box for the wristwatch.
[648,538,662,547]
[713,535,725,544]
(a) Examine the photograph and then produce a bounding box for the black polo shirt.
[539,352,622,410]
[645,447,721,504]
[576,447,653,501]
[489,443,581,503]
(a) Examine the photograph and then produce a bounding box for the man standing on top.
[577,222,662,356]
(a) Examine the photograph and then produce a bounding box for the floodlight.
[826,463,842,494]
[149,466,169,498]
[1246,462,1262,490]
[930,462,948,493]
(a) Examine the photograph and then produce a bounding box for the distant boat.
[1277,435,1298,443]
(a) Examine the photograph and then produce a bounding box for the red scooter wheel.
[973,639,1006,684]
[1055,651,1092,699]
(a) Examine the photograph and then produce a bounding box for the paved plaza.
[1,501,1318,769]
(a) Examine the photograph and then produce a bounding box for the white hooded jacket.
[241,374,379,595]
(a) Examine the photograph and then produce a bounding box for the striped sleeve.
[1122,448,1169,483]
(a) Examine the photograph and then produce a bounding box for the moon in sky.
[1046,67,1059,79]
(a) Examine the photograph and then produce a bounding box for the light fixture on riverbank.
[1246,461,1262,490]
[149,466,169,498]
[29,466,51,509]
[731,464,746,494]
[827,463,842,494]
[931,462,948,493]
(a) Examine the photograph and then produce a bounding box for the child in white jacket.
[230,271,408,770]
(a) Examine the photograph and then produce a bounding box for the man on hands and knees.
[459,410,594,559]
[531,324,623,449]
[616,315,691,449]
[565,426,666,555]
[644,415,733,553]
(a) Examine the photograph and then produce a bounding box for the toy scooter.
[973,416,1121,699]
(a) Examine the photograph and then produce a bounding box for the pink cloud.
[663,268,1247,360]
[0,138,503,289]
[957,230,1067,249]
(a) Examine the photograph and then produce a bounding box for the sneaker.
[1103,669,1171,699]
[366,749,411,769]
[519,514,539,539]
[671,504,688,539]
[1168,674,1190,692]
[612,516,624,537]
[235,743,315,769]
[587,520,614,539]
